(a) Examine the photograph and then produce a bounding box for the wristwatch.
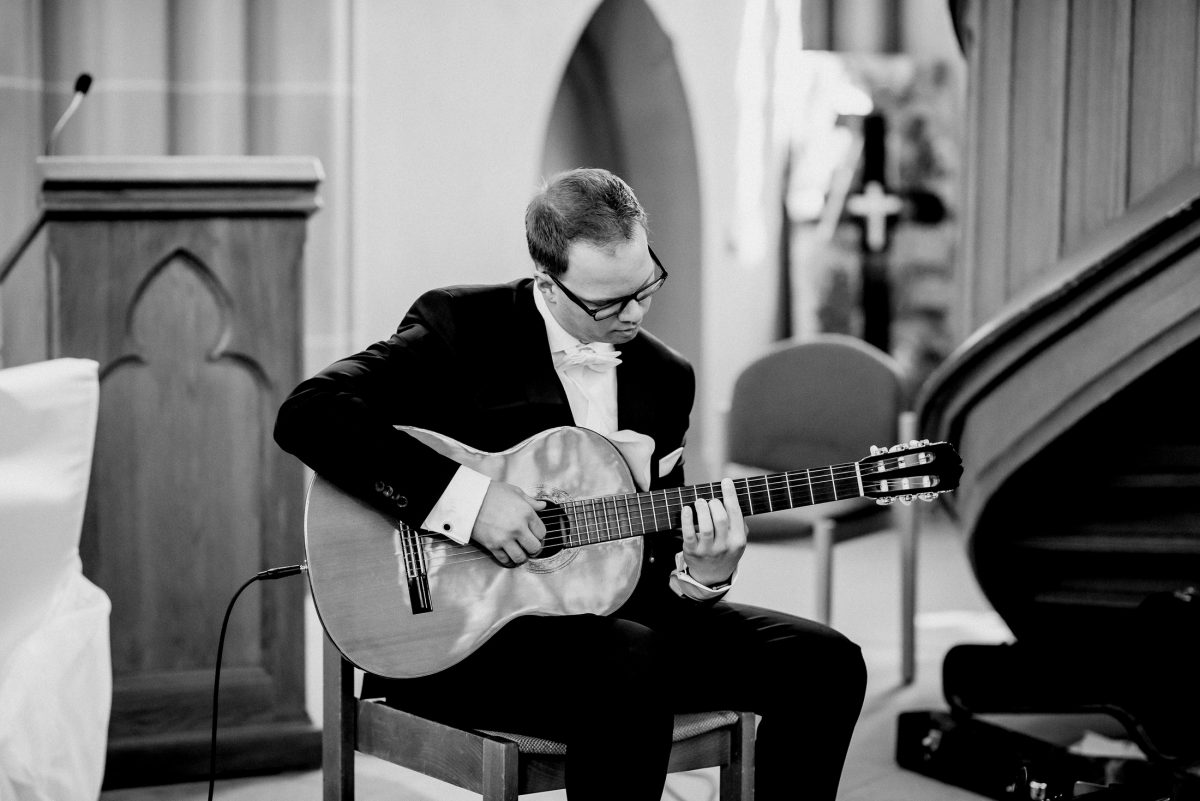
[672,565,733,593]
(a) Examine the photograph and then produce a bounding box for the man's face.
[537,227,659,345]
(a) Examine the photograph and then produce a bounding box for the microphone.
[44,72,92,156]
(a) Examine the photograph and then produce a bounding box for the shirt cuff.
[668,551,736,601]
[420,465,490,545]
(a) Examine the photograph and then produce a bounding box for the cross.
[846,180,904,252]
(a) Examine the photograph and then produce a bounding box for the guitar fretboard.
[544,463,863,547]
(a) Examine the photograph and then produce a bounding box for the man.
[275,168,866,800]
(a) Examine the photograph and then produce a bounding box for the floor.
[101,509,1033,801]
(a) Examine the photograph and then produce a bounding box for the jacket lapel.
[616,333,656,441]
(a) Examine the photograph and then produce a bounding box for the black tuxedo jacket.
[274,277,695,601]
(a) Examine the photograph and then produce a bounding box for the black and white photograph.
[2,2,1198,800]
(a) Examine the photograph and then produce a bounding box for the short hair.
[525,167,648,276]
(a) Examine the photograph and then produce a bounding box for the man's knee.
[840,637,868,700]
[759,625,867,712]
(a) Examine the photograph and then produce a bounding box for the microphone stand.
[0,215,45,286]
[0,73,91,287]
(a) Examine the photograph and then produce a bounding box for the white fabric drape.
[0,358,111,801]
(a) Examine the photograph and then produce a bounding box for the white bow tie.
[559,345,622,372]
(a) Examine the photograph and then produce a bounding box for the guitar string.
[396,458,932,567]
[405,455,911,547]
[413,487,949,572]
[417,466,861,546]
[409,485,948,573]
[406,481,855,571]
[403,472,936,573]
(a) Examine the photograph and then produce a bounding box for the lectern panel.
[39,157,321,787]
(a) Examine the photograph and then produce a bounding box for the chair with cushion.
[0,358,112,801]
[725,333,920,682]
[322,639,755,800]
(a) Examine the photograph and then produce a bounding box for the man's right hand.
[471,481,547,567]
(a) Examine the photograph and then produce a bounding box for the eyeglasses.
[549,246,669,321]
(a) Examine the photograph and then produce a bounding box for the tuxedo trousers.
[363,596,866,801]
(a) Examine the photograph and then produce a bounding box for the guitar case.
[897,588,1200,801]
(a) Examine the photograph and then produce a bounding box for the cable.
[208,563,305,801]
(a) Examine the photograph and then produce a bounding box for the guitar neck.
[543,462,863,548]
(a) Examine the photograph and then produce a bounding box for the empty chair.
[725,333,920,682]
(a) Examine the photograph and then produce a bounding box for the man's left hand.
[680,477,747,587]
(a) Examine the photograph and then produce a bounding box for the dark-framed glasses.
[550,246,668,321]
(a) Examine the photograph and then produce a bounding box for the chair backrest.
[0,358,100,658]
[727,334,905,472]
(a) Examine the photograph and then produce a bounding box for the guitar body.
[304,425,644,678]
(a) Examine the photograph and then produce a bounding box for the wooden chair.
[323,639,755,800]
[725,333,922,683]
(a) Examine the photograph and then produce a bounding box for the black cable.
[208,564,305,801]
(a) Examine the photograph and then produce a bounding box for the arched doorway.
[542,0,705,453]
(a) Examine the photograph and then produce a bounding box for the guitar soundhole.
[538,500,568,558]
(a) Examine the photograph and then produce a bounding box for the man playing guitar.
[275,168,868,800]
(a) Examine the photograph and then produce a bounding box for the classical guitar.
[304,425,961,678]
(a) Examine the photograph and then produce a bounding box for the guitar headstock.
[858,440,962,505]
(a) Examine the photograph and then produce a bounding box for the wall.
[350,0,781,480]
[956,0,1200,336]
[0,0,355,375]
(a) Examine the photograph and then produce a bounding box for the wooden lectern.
[29,157,323,787]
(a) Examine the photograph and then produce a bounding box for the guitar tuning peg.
[908,440,922,448]
[875,497,894,506]
[870,445,884,455]
[899,495,914,505]
[918,438,931,447]
[918,492,938,502]
[888,443,908,453]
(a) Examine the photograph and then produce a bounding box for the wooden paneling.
[1062,0,1131,254]
[957,0,1200,332]
[920,165,1200,557]
[1008,0,1069,291]
[38,156,322,787]
[962,0,1015,329]
[930,0,1200,697]
[1128,0,1199,205]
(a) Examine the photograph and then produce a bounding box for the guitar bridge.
[396,524,432,614]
